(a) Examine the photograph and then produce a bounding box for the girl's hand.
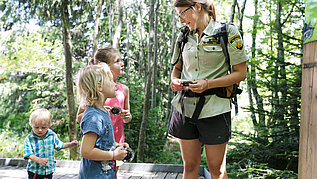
[117,142,129,149]
[71,140,79,147]
[120,109,131,123]
[188,80,208,93]
[38,158,48,166]
[113,146,127,161]
[170,79,184,91]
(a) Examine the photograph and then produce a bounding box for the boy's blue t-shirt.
[78,106,116,179]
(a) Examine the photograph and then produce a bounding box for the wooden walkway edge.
[0,158,211,179]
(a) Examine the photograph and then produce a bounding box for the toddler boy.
[23,108,78,179]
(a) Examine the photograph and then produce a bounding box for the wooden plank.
[165,172,178,179]
[117,170,131,179]
[152,172,168,179]
[176,173,183,179]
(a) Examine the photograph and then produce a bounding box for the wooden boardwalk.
[0,158,210,179]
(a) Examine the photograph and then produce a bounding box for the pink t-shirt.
[104,82,126,143]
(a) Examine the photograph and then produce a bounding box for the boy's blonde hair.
[29,108,52,126]
[76,64,114,107]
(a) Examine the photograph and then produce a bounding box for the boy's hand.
[113,146,127,161]
[38,158,48,166]
[71,140,79,147]
[120,109,131,123]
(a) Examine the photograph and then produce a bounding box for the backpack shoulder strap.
[172,26,190,66]
[218,22,232,73]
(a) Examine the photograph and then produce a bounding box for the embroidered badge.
[202,38,219,45]
[229,35,244,51]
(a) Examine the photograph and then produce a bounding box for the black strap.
[172,26,190,66]
[191,96,206,121]
[181,89,217,123]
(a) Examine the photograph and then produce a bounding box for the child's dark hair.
[89,47,120,65]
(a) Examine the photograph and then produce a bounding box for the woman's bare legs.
[179,139,202,179]
[205,142,228,179]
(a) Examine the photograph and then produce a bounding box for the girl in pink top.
[104,82,127,143]
[77,47,132,144]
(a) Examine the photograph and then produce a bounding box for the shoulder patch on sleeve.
[229,35,244,51]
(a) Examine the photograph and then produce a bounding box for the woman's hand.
[170,79,185,91]
[120,109,131,123]
[188,80,208,93]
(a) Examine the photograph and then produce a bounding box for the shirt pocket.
[183,43,196,68]
[201,45,224,67]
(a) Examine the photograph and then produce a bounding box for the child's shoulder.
[82,106,109,122]
[120,83,129,95]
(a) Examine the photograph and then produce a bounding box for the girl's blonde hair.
[174,0,216,21]
[89,47,120,65]
[29,108,52,126]
[76,64,114,107]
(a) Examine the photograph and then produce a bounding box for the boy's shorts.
[168,110,231,145]
[28,171,53,179]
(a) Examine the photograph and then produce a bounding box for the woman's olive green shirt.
[171,19,248,119]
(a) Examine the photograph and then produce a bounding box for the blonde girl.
[76,64,128,178]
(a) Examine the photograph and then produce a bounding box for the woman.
[169,0,248,178]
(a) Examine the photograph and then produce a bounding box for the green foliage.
[0,29,71,141]
[0,130,25,158]
[226,132,298,178]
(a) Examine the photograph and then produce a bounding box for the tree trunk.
[165,8,177,135]
[61,0,78,160]
[137,0,155,162]
[247,0,258,128]
[151,0,159,108]
[107,0,113,43]
[238,0,247,34]
[137,0,145,80]
[230,0,237,23]
[113,0,123,49]
[274,0,286,123]
[92,0,104,55]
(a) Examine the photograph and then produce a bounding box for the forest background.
[0,0,304,178]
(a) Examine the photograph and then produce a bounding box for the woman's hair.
[76,64,114,107]
[89,47,120,65]
[29,108,52,126]
[174,0,216,21]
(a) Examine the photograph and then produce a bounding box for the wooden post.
[299,1,317,178]
[299,40,317,179]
